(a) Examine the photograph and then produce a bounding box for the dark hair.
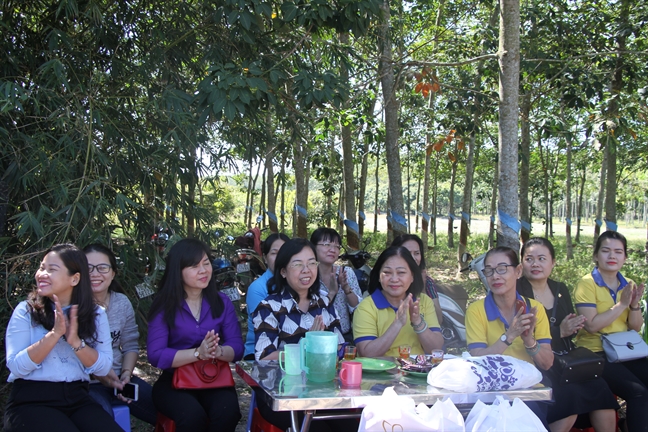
[484,246,520,267]
[520,238,555,260]
[267,238,321,300]
[391,234,426,270]
[310,228,341,247]
[262,233,290,256]
[594,231,628,258]
[82,243,124,294]
[28,244,99,344]
[368,246,424,297]
[148,238,224,328]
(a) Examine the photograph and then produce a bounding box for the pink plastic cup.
[339,361,362,388]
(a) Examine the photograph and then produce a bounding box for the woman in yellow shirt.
[574,231,647,432]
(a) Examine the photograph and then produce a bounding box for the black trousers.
[3,379,123,432]
[152,370,241,432]
[600,356,648,432]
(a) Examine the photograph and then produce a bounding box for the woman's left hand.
[409,296,422,326]
[337,267,351,295]
[630,282,645,308]
[64,304,82,348]
[520,306,538,346]
[309,315,325,331]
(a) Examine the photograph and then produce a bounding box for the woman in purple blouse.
[147,238,243,432]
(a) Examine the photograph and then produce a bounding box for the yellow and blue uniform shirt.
[352,290,440,357]
[574,268,633,352]
[466,292,551,364]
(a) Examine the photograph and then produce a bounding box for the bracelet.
[122,369,132,376]
[629,305,641,311]
[72,339,86,352]
[523,340,538,350]
[525,341,540,356]
[413,320,428,334]
[411,318,426,330]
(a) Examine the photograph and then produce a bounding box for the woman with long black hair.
[147,238,243,432]
[4,244,121,432]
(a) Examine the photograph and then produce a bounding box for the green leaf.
[224,101,236,120]
[281,2,297,21]
[247,77,268,92]
[240,11,252,30]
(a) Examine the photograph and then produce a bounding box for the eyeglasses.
[88,264,112,274]
[316,242,342,250]
[288,261,319,271]
[482,264,515,277]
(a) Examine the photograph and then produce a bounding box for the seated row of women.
[5,230,647,432]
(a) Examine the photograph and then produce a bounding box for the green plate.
[354,357,397,372]
[399,367,429,378]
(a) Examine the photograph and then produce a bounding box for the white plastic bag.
[358,387,465,432]
[428,354,542,392]
[416,399,465,432]
[464,396,547,432]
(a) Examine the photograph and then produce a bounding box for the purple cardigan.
[147,292,244,371]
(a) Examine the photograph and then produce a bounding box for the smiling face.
[265,239,285,273]
[35,251,79,306]
[315,238,341,266]
[280,246,318,293]
[401,239,422,267]
[86,250,115,298]
[379,255,414,302]
[484,251,521,296]
[181,253,213,293]
[521,244,555,282]
[594,238,627,275]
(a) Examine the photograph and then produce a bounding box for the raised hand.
[507,305,532,341]
[619,282,633,308]
[630,282,645,308]
[64,304,82,349]
[395,294,413,328]
[559,313,586,338]
[409,296,422,325]
[309,314,325,331]
[52,294,67,338]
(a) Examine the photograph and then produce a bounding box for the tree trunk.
[519,93,531,242]
[575,166,586,243]
[564,108,573,259]
[265,140,277,233]
[339,32,359,248]
[292,138,308,238]
[447,159,457,248]
[432,154,439,246]
[378,0,406,237]
[488,165,499,249]
[373,142,381,233]
[358,133,369,238]
[594,148,607,242]
[422,144,432,252]
[458,132,476,274]
[280,150,287,233]
[249,160,262,227]
[496,0,521,250]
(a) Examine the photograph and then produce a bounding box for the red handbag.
[172,359,235,390]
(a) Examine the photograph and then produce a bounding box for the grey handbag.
[600,330,648,363]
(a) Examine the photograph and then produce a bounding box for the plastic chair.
[112,405,131,432]
[251,408,283,432]
[155,412,176,432]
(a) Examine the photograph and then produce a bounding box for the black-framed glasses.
[482,264,515,277]
[88,264,112,274]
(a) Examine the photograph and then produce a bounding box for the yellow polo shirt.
[352,290,440,357]
[574,269,633,352]
[466,292,551,364]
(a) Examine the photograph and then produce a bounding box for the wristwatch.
[194,347,202,360]
[500,334,512,346]
[73,339,86,352]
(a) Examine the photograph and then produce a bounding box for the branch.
[524,50,648,63]
[405,53,500,68]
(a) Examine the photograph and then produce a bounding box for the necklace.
[190,299,202,321]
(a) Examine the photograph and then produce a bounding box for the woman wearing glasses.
[310,228,362,342]
[83,244,156,425]
[253,238,344,361]
[465,246,553,428]
[517,238,617,432]
[253,238,347,432]
[353,246,443,358]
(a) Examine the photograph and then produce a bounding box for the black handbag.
[547,294,604,385]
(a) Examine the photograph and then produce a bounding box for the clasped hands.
[395,293,422,328]
[505,305,538,346]
[196,330,222,360]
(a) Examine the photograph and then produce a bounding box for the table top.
[236,359,553,412]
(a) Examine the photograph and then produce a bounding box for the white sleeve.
[5,302,42,378]
[83,307,114,376]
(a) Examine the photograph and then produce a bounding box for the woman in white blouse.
[310,228,363,341]
[4,244,121,432]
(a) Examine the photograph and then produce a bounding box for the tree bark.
[496,0,521,250]
[265,139,277,233]
[373,141,381,233]
[563,106,573,259]
[575,166,586,243]
[340,32,359,248]
[458,132,476,274]
[378,0,406,237]
[447,158,457,248]
[292,138,308,238]
[488,164,499,249]
[519,93,531,242]
[594,148,607,242]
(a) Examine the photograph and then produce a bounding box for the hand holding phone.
[515,299,530,337]
[115,382,139,402]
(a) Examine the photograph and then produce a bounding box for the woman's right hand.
[506,306,534,341]
[559,313,586,338]
[198,330,218,359]
[395,294,413,328]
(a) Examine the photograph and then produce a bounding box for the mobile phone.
[515,299,530,336]
[115,383,139,401]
